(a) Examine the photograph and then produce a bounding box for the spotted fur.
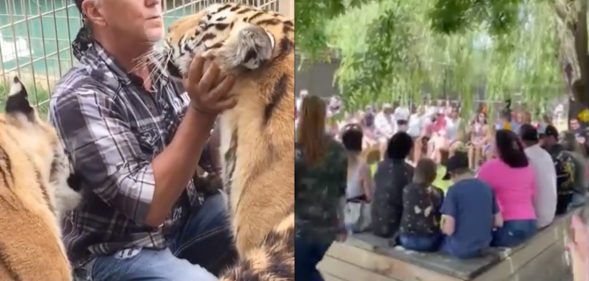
[0,76,81,281]
[160,3,294,280]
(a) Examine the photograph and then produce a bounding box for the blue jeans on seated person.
[399,233,442,252]
[76,192,237,281]
[441,238,485,259]
[568,191,587,211]
[492,219,537,248]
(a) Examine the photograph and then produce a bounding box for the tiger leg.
[220,213,294,281]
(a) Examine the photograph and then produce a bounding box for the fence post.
[279,0,294,18]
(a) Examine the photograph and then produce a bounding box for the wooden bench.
[318,210,576,281]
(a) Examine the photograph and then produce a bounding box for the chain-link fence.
[0,0,282,116]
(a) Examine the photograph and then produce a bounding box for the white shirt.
[374,112,396,138]
[407,113,423,137]
[445,117,460,141]
[394,106,410,121]
[524,144,557,228]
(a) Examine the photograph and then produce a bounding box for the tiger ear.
[5,76,36,122]
[205,22,274,72]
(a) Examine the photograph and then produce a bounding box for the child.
[440,152,503,258]
[398,158,444,252]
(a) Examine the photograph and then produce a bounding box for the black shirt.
[399,183,444,235]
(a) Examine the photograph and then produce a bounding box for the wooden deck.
[318,210,576,281]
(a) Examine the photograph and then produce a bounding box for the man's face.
[97,0,164,43]
[571,119,581,131]
[516,112,524,123]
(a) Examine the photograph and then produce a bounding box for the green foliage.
[429,0,523,35]
[295,0,373,63]
[295,0,564,119]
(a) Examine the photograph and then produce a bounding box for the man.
[374,103,396,139]
[371,132,414,238]
[374,103,396,158]
[440,152,502,259]
[539,125,575,215]
[49,0,237,280]
[519,124,557,228]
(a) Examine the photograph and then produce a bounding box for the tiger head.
[156,2,294,81]
[1,76,81,219]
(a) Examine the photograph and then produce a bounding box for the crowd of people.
[295,93,589,281]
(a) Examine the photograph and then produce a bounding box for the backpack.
[553,150,575,195]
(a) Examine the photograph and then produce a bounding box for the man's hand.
[183,56,237,116]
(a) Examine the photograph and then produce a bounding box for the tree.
[296,0,575,122]
[295,0,372,62]
[430,0,589,122]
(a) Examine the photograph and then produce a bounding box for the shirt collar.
[72,26,170,89]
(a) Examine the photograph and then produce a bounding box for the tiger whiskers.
[131,47,172,85]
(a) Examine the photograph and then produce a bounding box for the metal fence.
[0,0,282,116]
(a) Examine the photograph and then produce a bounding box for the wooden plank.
[319,256,399,281]
[503,241,568,281]
[473,213,572,281]
[338,233,502,280]
[319,241,461,281]
[323,273,348,281]
[319,209,576,281]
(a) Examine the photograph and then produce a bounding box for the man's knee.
[91,248,218,281]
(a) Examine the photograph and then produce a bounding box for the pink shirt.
[477,159,536,221]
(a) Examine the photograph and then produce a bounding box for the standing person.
[341,123,374,233]
[371,132,415,238]
[50,1,237,279]
[561,132,588,210]
[374,104,397,158]
[478,130,538,247]
[539,125,576,215]
[519,124,558,229]
[398,158,444,252]
[295,95,348,281]
[469,112,489,169]
[440,152,502,258]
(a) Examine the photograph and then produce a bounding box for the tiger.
[153,2,294,280]
[0,76,82,281]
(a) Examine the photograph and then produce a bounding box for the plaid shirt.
[49,28,203,266]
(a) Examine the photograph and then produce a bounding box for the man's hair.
[450,167,471,178]
[341,124,363,152]
[413,158,437,185]
[386,132,413,160]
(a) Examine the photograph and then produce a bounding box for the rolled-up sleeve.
[49,86,155,224]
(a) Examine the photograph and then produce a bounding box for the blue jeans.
[441,238,485,259]
[399,233,442,252]
[568,192,587,211]
[492,219,537,248]
[295,231,333,281]
[79,192,236,280]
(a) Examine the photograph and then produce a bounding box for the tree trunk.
[555,0,589,129]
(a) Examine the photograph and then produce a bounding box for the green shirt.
[295,137,347,242]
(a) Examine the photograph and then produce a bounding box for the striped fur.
[162,3,294,280]
[0,76,81,281]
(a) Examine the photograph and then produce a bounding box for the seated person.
[519,124,557,229]
[440,152,503,258]
[539,125,575,215]
[478,130,537,247]
[399,158,444,252]
[371,132,414,238]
